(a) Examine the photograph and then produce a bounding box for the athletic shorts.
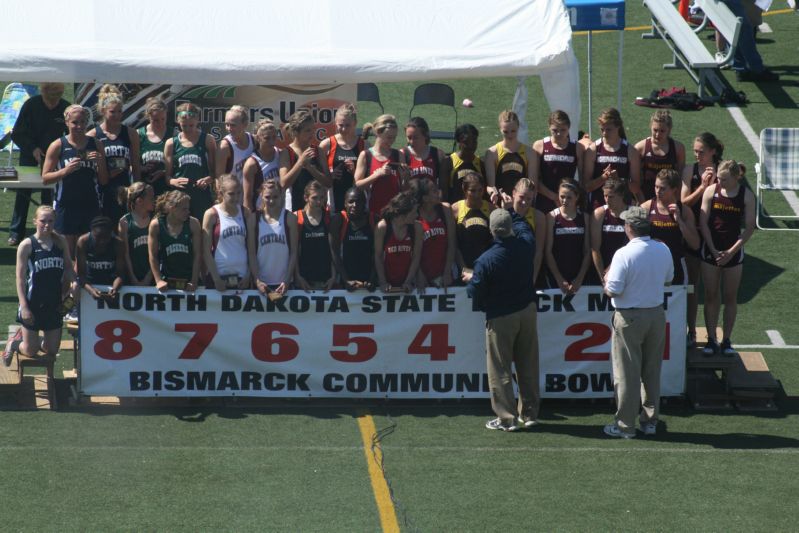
[55,204,100,236]
[17,302,62,332]
[700,242,744,268]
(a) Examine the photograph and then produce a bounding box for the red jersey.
[641,137,678,201]
[404,146,439,182]
[537,137,578,213]
[366,149,401,217]
[419,205,448,281]
[590,139,631,209]
[708,183,745,251]
[383,224,414,286]
[649,202,685,284]
[600,205,630,269]
[550,208,586,282]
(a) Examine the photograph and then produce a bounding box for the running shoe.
[687,332,697,350]
[485,418,519,432]
[639,421,657,436]
[720,338,737,357]
[603,423,635,439]
[2,328,23,367]
[702,339,719,356]
[517,416,539,429]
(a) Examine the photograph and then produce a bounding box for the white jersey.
[212,205,249,278]
[250,147,281,210]
[224,132,255,181]
[256,210,290,285]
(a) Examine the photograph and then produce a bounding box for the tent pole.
[587,31,593,139]
[617,30,624,113]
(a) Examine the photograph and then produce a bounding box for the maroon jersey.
[600,205,630,269]
[649,202,685,284]
[419,204,448,281]
[590,139,631,209]
[366,149,401,217]
[404,146,439,182]
[708,183,746,251]
[383,224,414,286]
[641,137,678,201]
[537,137,578,213]
[550,208,586,282]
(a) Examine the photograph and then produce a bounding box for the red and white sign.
[79,287,687,398]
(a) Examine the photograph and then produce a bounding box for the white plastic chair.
[754,128,799,231]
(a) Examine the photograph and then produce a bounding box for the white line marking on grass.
[766,330,788,347]
[735,343,799,349]
[0,445,797,454]
[758,23,773,33]
[726,104,799,216]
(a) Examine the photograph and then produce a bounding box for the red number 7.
[175,323,219,359]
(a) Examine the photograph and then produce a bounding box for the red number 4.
[408,324,454,361]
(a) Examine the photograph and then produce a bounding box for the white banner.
[79,287,687,398]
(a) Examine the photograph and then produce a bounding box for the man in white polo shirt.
[602,206,673,439]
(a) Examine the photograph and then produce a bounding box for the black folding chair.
[356,83,384,114]
[408,83,458,145]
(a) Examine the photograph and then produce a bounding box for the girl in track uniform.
[699,160,755,356]
[164,102,217,222]
[484,110,537,207]
[215,105,255,182]
[202,174,253,291]
[6,206,77,364]
[374,192,423,293]
[318,104,367,212]
[409,179,456,289]
[402,116,445,184]
[76,216,125,299]
[148,190,201,292]
[533,110,583,214]
[635,110,686,203]
[439,123,485,203]
[641,169,699,286]
[681,132,723,347]
[590,178,631,284]
[138,97,169,197]
[354,114,410,217]
[583,108,641,210]
[42,104,109,258]
[88,84,141,223]
[118,182,155,286]
[507,178,547,285]
[451,172,495,273]
[294,181,337,291]
[249,181,299,297]
[330,188,376,291]
[279,110,330,212]
[545,180,591,294]
[242,119,281,212]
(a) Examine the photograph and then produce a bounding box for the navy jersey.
[55,136,101,211]
[84,233,118,286]
[25,237,65,306]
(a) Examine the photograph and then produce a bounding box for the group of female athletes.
[8,83,754,363]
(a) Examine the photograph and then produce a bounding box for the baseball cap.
[620,206,650,232]
[489,209,514,238]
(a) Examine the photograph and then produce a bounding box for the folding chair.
[408,83,458,145]
[356,83,384,114]
[755,128,799,230]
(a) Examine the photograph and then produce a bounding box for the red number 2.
[564,322,610,361]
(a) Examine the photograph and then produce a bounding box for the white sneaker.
[517,417,539,429]
[486,417,519,432]
[639,421,657,436]
[65,310,79,324]
[603,423,635,439]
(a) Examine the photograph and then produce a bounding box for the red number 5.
[330,324,377,362]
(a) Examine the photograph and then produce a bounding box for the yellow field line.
[357,413,400,533]
[574,8,794,36]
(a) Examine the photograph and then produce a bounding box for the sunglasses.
[178,111,198,118]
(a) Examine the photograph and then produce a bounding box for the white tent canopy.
[1,0,580,135]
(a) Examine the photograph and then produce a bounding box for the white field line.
[0,445,797,454]
[726,104,799,216]
[767,330,788,348]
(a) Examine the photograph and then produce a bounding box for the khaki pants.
[486,301,540,425]
[611,307,666,433]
